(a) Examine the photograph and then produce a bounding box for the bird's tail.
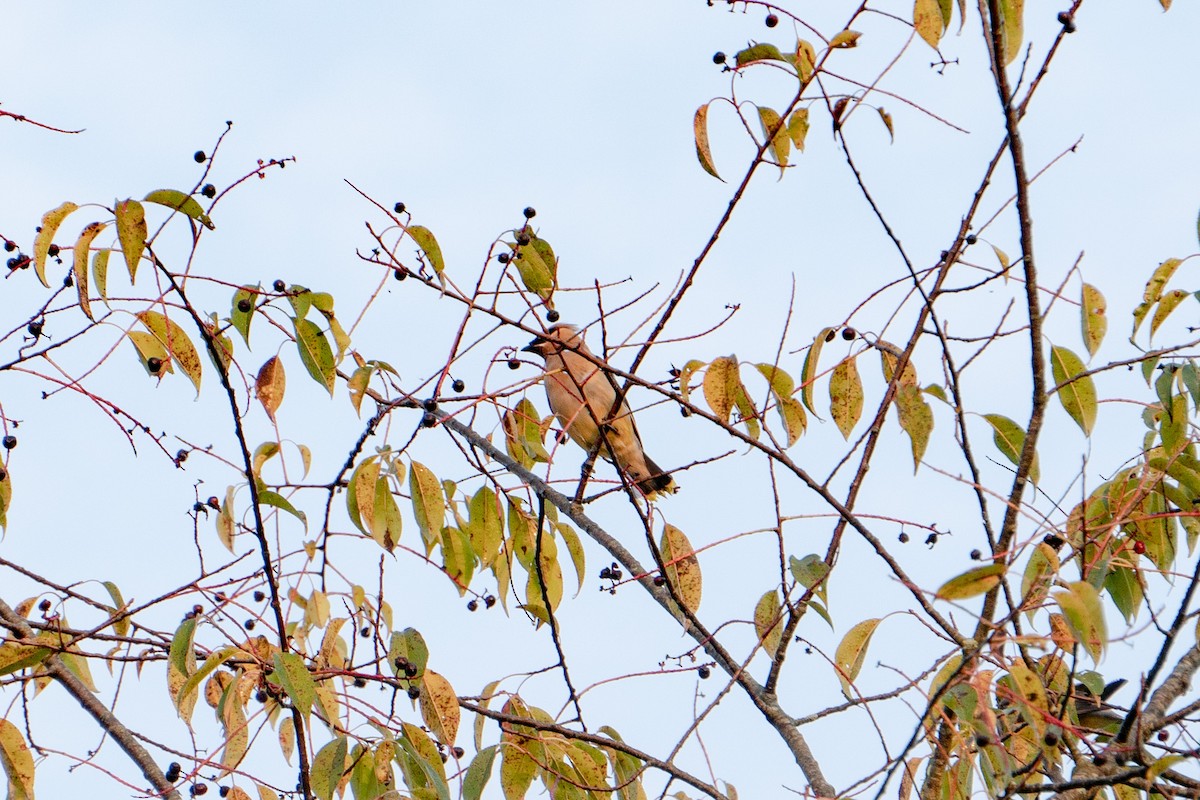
[638,456,678,498]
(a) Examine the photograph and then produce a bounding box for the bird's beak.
[522,338,546,354]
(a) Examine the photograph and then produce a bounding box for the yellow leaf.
[660,523,702,616]
[753,590,784,657]
[693,103,722,181]
[1054,581,1106,661]
[794,40,817,82]
[829,29,862,48]
[801,327,835,414]
[702,356,739,423]
[71,221,106,320]
[829,356,863,439]
[787,108,810,152]
[137,309,203,395]
[834,618,881,699]
[420,669,461,745]
[115,199,147,281]
[0,718,35,800]
[407,225,444,274]
[757,106,789,176]
[1080,283,1107,357]
[33,201,79,287]
[914,0,943,48]
[255,356,286,421]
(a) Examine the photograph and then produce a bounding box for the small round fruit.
[452,379,465,393]
[966,234,977,245]
[38,598,51,612]
[899,532,910,543]
[202,184,217,198]
[765,13,779,27]
[467,599,478,611]
[190,782,207,795]
[5,257,17,270]
[207,496,220,509]
[237,298,252,312]
[974,733,991,747]
[393,202,406,214]
[3,436,16,450]
[165,762,182,781]
[353,677,367,688]
[220,787,231,798]
[421,412,436,428]
[453,746,465,759]
[712,51,726,64]
[825,329,837,342]
[394,268,408,281]
[423,398,438,411]
[407,685,421,700]
[27,320,43,337]
[698,665,711,679]
[508,358,520,370]
[253,590,266,602]
[360,626,371,638]
[523,207,537,219]
[484,595,496,608]
[546,309,560,323]
[2,241,14,252]
[1158,730,1169,741]
[147,358,162,374]
[497,252,510,264]
[273,279,286,292]
[653,575,666,586]
[1133,540,1146,554]
[680,406,691,417]
[243,619,255,630]
[970,549,982,560]
[194,150,207,163]
[516,232,531,246]
[47,244,60,257]
[841,327,855,340]
[255,689,268,703]
[1043,533,1064,549]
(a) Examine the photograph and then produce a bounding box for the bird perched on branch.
[522,324,678,499]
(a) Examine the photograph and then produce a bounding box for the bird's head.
[521,324,583,358]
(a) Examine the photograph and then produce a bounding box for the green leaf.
[1080,283,1107,357]
[693,103,722,181]
[914,0,944,48]
[137,309,203,394]
[834,618,881,699]
[310,736,349,800]
[33,201,79,287]
[176,646,241,724]
[1050,345,1097,435]
[258,490,307,528]
[167,617,198,721]
[935,563,1006,601]
[735,42,786,66]
[143,188,215,229]
[1133,257,1182,339]
[388,628,429,680]
[896,384,933,471]
[468,486,504,568]
[463,745,498,800]
[794,40,816,81]
[0,466,10,533]
[829,356,863,439]
[231,285,259,345]
[408,225,444,275]
[1054,581,1106,662]
[273,652,316,720]
[294,317,336,395]
[1150,289,1190,340]
[983,413,1039,483]
[998,0,1024,64]
[755,363,806,446]
[71,221,106,321]
[1020,542,1058,618]
[92,248,110,306]
[115,199,147,281]
[789,554,830,602]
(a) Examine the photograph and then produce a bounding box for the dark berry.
[0,469,8,481]
[394,656,409,671]
[824,329,837,342]
[194,151,207,163]
[841,327,855,340]
[1057,11,1075,29]
[165,762,182,781]
[2,436,16,450]
[899,532,910,543]
[698,665,711,679]
[508,358,520,370]
[680,407,691,417]
[1043,534,1064,549]
[237,299,252,313]
[1043,731,1060,747]
[147,357,162,374]
[970,549,982,560]
[272,279,286,292]
[423,398,438,411]
[177,449,189,463]
[47,244,60,258]
[611,568,623,580]
[467,599,478,611]
[713,51,727,64]
[975,733,991,747]
[243,619,255,630]
[255,689,268,703]
[27,320,43,337]
[3,241,14,252]
[1133,540,1146,554]
[192,604,203,615]
[1158,730,1169,741]
[484,595,496,608]
[599,567,613,580]
[421,413,436,428]
[360,626,371,638]
[404,663,418,678]
[207,496,220,509]
[497,252,510,264]
[38,598,51,612]
[546,310,560,323]
[452,379,465,393]
[516,232,531,246]
[453,746,465,759]
[523,207,537,219]
[191,783,208,795]
[393,202,406,214]
[393,268,407,281]
[653,575,666,586]
[62,273,71,285]
[966,234,977,245]
[253,590,266,602]
[6,257,18,270]
[353,677,367,688]
[201,184,216,199]
[765,13,779,27]
[407,685,421,700]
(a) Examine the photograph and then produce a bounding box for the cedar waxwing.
[522,324,678,498]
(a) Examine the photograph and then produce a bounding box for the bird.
[522,324,678,498]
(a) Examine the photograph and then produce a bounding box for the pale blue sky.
[2,2,1198,798]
